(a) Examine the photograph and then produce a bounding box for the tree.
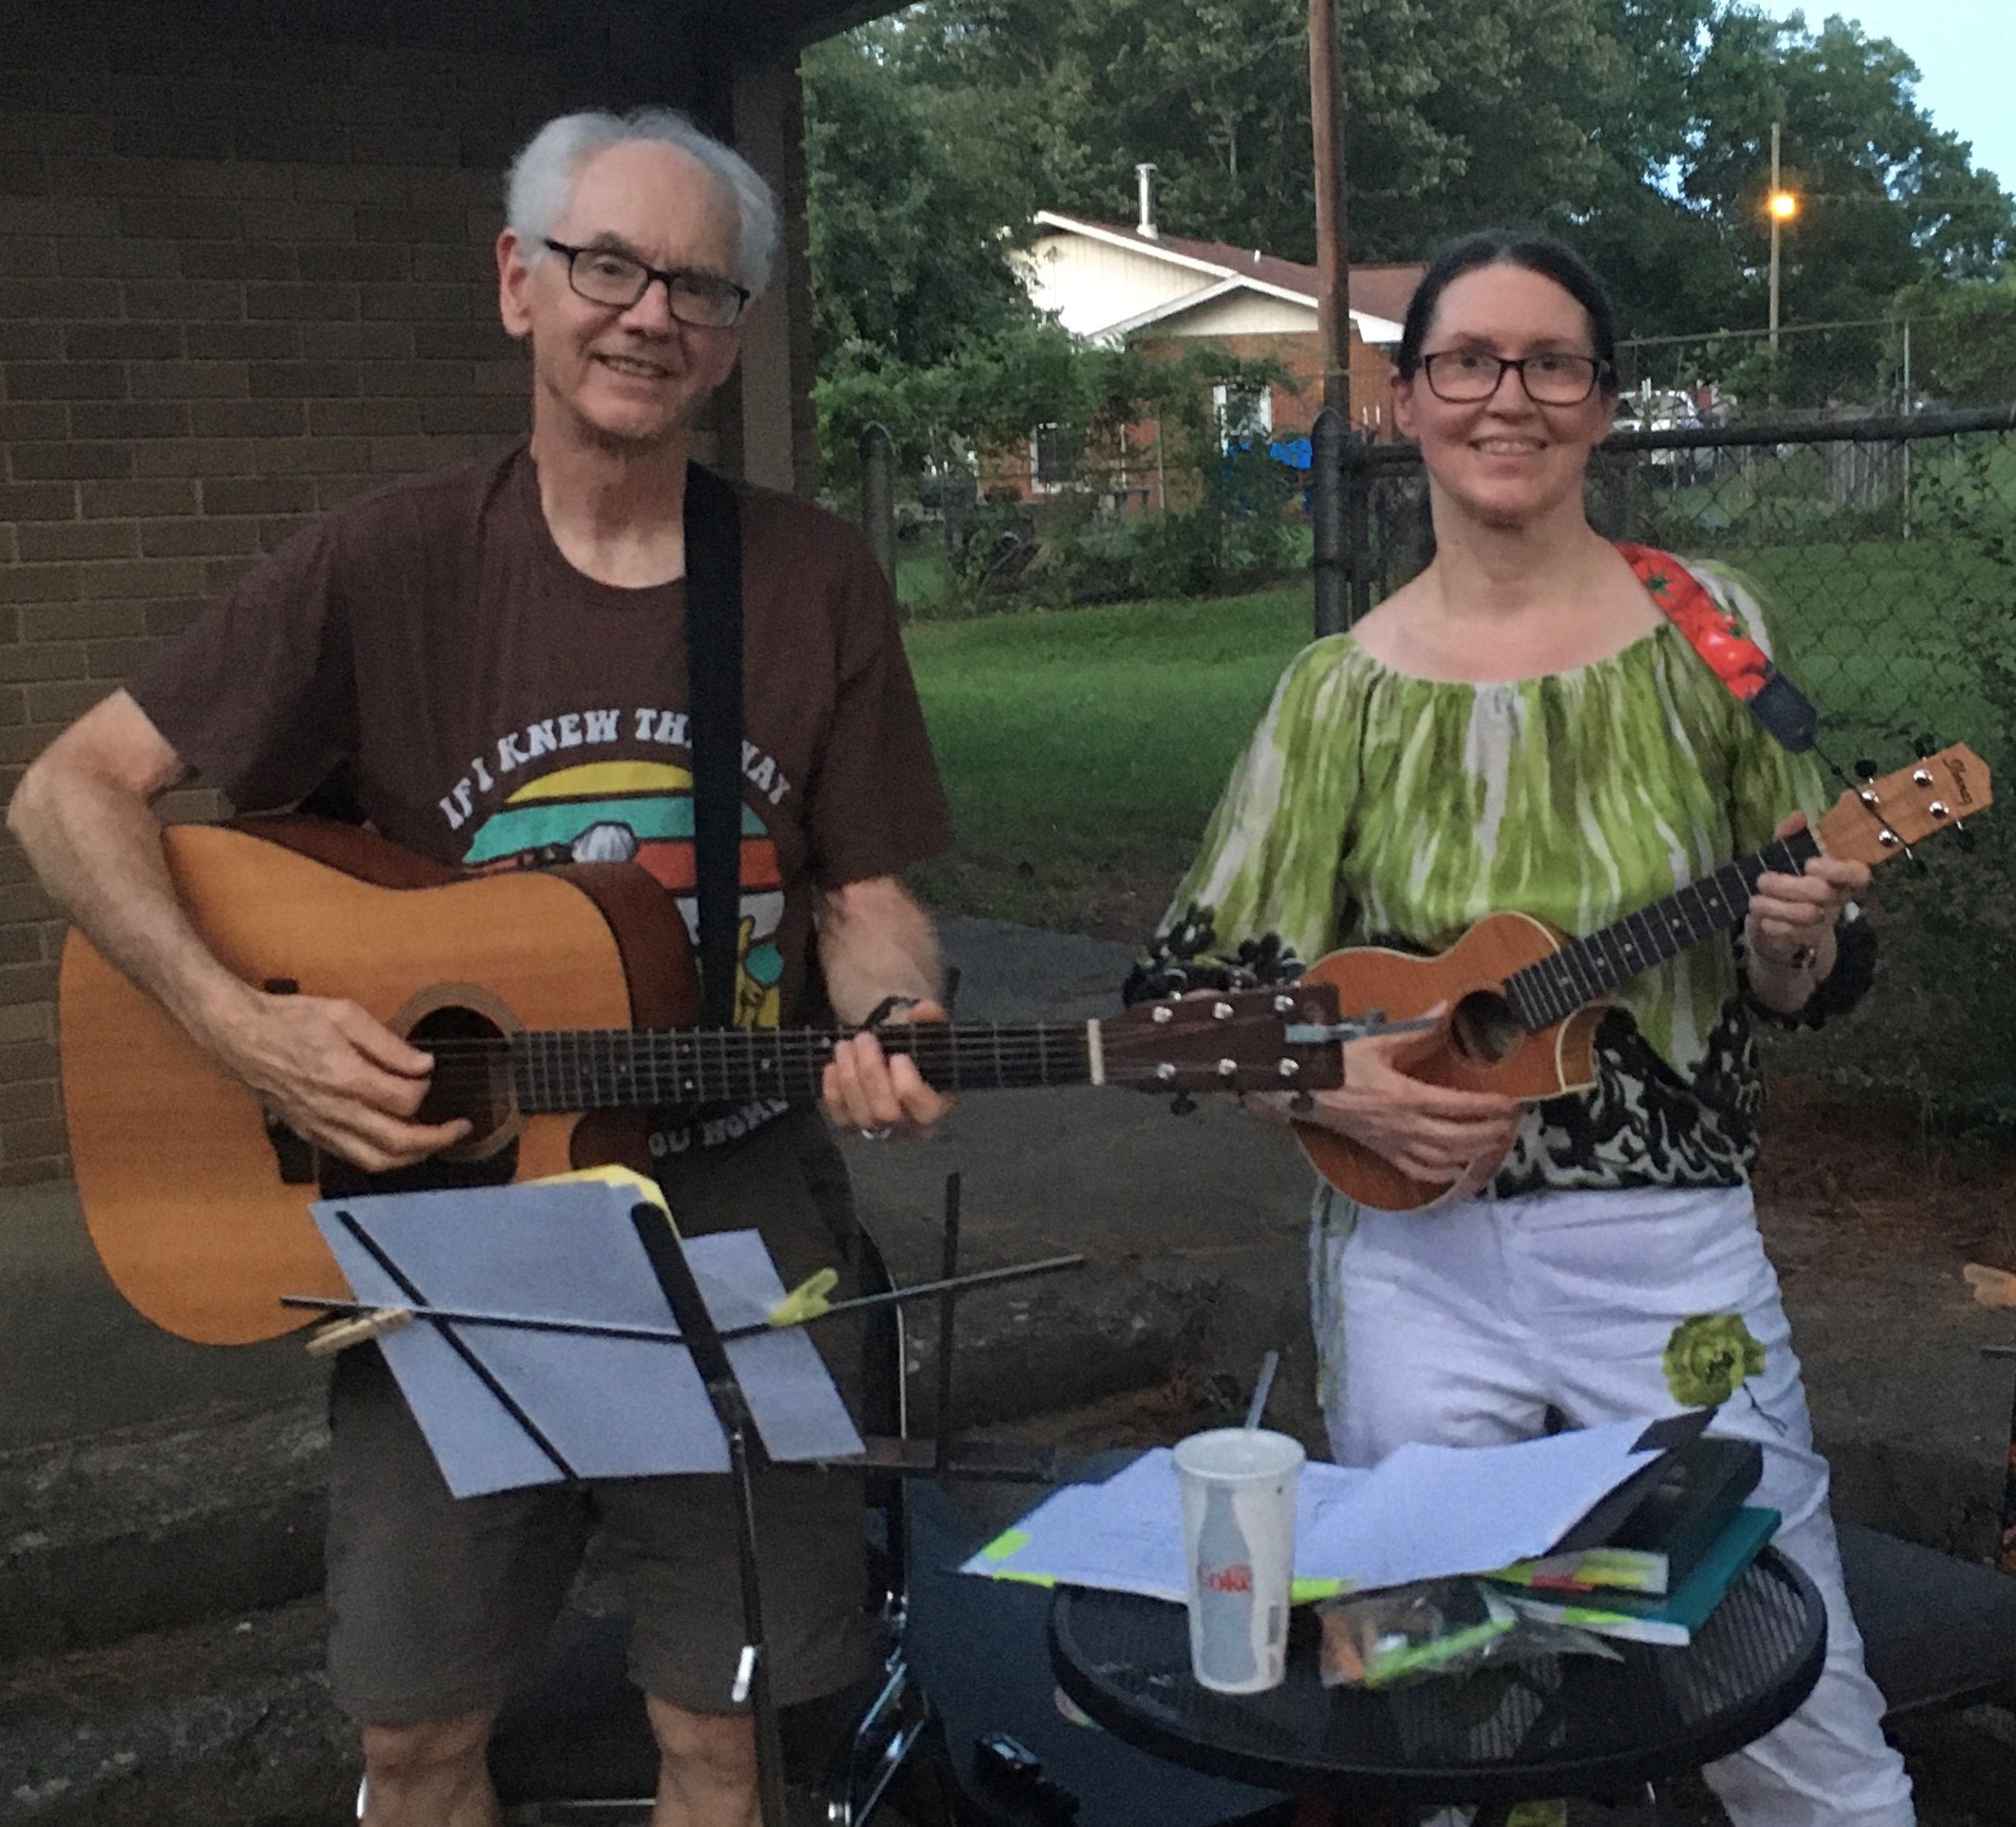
[1566,6,2016,392]
[802,0,2016,401]
[801,23,1037,368]
[1889,271,2016,406]
[867,0,1625,264]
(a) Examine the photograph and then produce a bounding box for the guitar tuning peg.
[1853,758,1877,782]
[1914,734,1939,758]
[1169,1091,1197,1117]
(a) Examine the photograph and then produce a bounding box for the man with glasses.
[9,108,951,1827]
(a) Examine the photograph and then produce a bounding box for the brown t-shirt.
[132,444,950,1114]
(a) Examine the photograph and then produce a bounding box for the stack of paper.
[966,1450,1364,1602]
[964,1418,1669,1603]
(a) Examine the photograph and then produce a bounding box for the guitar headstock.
[1099,984,1347,1098]
[1817,743,1993,866]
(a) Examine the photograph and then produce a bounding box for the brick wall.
[0,2,807,1183]
[1133,328,1400,442]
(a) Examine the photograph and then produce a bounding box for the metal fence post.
[1311,407,1347,636]
[1345,436,1372,626]
[859,421,896,588]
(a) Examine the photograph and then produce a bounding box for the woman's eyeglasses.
[1419,351,1608,406]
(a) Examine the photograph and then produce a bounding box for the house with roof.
[1015,169,1425,476]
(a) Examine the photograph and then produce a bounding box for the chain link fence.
[1348,408,2016,760]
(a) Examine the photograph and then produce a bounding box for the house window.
[1213,383,1274,446]
[1030,424,1079,491]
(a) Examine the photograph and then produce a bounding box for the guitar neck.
[1502,830,1821,1032]
[510,1020,1100,1115]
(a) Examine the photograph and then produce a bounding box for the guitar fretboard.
[1502,831,1820,1033]
[507,1021,1098,1115]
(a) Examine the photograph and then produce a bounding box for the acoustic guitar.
[1292,744,1992,1212]
[60,817,1352,1345]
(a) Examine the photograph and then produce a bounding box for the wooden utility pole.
[1309,0,1356,635]
[1309,0,1350,423]
[1768,120,1782,351]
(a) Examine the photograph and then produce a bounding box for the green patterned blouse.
[1137,560,1850,1193]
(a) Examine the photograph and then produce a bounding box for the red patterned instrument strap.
[1617,541,1816,750]
[1618,541,1769,700]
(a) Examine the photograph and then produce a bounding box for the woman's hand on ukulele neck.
[1247,1009,1523,1192]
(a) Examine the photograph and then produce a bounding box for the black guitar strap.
[682,461,744,1032]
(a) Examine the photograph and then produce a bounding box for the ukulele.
[59,816,1355,1345]
[1291,745,1991,1211]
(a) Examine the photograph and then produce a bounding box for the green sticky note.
[980,1527,1033,1564]
[1292,1576,1349,1605]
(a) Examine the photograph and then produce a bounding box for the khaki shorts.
[324,1108,882,1725]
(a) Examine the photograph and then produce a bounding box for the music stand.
[303,1174,1085,1827]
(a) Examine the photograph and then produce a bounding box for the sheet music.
[313,1182,858,1497]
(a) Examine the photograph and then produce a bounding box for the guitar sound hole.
[408,1004,513,1148]
[1449,990,1522,1067]
[317,1004,519,1202]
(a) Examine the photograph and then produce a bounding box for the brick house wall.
[977,327,1401,504]
[1132,327,1401,444]
[0,1,818,1184]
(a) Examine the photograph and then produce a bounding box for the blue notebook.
[1494,1505,1781,1645]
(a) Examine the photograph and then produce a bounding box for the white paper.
[688,1229,863,1465]
[313,1184,858,1497]
[965,1420,1663,1601]
[1295,1420,1663,1592]
[965,1448,1366,1600]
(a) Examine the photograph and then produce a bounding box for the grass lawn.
[904,582,1314,934]
[903,536,2007,945]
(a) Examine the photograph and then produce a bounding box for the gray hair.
[504,108,779,295]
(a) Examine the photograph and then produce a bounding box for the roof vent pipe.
[1136,162,1158,238]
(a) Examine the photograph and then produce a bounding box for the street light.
[1766,122,1799,350]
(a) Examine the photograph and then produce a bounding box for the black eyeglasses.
[1419,350,1608,406]
[543,239,751,329]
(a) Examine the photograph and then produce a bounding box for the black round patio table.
[1051,1549,1827,1821]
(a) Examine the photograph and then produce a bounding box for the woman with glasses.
[1132,230,1908,1826]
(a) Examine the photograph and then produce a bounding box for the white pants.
[1309,1182,1914,1827]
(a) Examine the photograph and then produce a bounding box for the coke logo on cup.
[1198,1561,1254,1593]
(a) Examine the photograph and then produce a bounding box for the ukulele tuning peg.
[1913,734,1940,759]
[1853,758,1877,782]
[1169,1091,1197,1117]
[1904,847,1930,879]
[1290,1091,1316,1116]
[1954,822,1976,853]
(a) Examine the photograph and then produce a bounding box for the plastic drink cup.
[1173,1427,1305,1693]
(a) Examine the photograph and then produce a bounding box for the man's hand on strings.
[211,988,471,1173]
[823,997,953,1140]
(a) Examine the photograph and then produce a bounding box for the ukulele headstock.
[1817,743,1992,867]
[1100,984,1347,1099]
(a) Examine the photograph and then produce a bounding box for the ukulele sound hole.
[1449,990,1522,1067]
